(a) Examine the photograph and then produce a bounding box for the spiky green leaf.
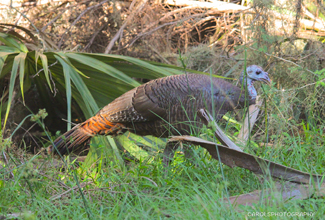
[65,53,141,87]
[55,55,72,131]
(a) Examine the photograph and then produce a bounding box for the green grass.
[1,79,325,219]
[1,126,325,220]
[1,84,325,219]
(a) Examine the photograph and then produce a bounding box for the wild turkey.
[48,65,270,158]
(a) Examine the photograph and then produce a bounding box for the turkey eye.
[256,71,261,75]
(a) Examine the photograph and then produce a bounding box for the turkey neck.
[239,74,256,99]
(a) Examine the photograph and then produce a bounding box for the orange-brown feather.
[48,115,126,155]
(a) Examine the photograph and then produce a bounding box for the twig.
[248,46,317,76]
[9,0,39,35]
[0,88,9,103]
[41,10,69,32]
[203,60,222,73]
[50,181,92,200]
[172,16,217,36]
[165,0,249,12]
[41,1,90,32]
[82,22,108,52]
[278,79,325,92]
[49,68,57,97]
[2,151,15,179]
[13,121,39,146]
[139,6,203,37]
[104,0,147,54]
[61,118,78,126]
[127,13,207,49]
[302,5,324,25]
[38,172,70,189]
[141,176,158,187]
[31,60,58,95]
[58,0,109,49]
[146,43,171,64]
[32,60,58,78]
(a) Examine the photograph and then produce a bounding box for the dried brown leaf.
[168,135,323,184]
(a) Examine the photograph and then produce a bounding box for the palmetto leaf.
[0,30,222,163]
[3,52,27,128]
[0,53,9,75]
[0,33,28,52]
[116,134,149,160]
[55,55,73,131]
[18,52,27,102]
[65,53,141,87]
[39,53,52,91]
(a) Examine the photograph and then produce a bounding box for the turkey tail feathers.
[47,124,93,156]
[48,115,125,156]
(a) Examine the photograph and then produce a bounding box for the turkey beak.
[261,72,271,84]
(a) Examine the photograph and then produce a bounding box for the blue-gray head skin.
[239,65,270,99]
